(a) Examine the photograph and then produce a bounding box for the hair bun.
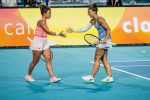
[92,3,97,8]
[39,4,51,15]
[40,4,46,10]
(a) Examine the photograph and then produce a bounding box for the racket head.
[84,34,101,45]
[40,50,53,62]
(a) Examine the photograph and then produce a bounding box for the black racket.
[84,34,115,47]
[84,34,102,46]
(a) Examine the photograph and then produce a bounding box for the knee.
[94,56,101,62]
[101,58,108,63]
[45,57,52,63]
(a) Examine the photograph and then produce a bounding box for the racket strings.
[85,35,99,45]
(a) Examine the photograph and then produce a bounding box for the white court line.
[109,60,150,62]
[114,65,150,67]
[91,61,150,81]
[91,60,150,64]
[112,67,150,81]
[92,62,150,67]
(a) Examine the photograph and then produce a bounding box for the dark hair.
[89,3,98,13]
[40,4,51,15]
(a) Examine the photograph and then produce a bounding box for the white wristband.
[55,32,60,36]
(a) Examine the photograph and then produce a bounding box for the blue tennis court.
[0,46,150,100]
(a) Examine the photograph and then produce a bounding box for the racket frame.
[84,34,101,46]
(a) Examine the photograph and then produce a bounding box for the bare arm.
[39,20,65,37]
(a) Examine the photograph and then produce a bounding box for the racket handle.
[99,40,102,44]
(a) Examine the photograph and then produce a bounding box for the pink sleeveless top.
[35,18,47,37]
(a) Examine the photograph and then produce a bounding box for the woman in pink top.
[25,4,66,83]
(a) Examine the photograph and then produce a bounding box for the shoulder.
[38,19,46,26]
[97,16,106,23]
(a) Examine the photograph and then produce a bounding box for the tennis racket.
[84,34,115,46]
[40,50,53,62]
[26,36,53,62]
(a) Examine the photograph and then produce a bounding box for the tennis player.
[25,4,66,83]
[67,3,114,83]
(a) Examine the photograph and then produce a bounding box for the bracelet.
[55,32,60,36]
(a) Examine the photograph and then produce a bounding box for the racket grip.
[99,41,102,44]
